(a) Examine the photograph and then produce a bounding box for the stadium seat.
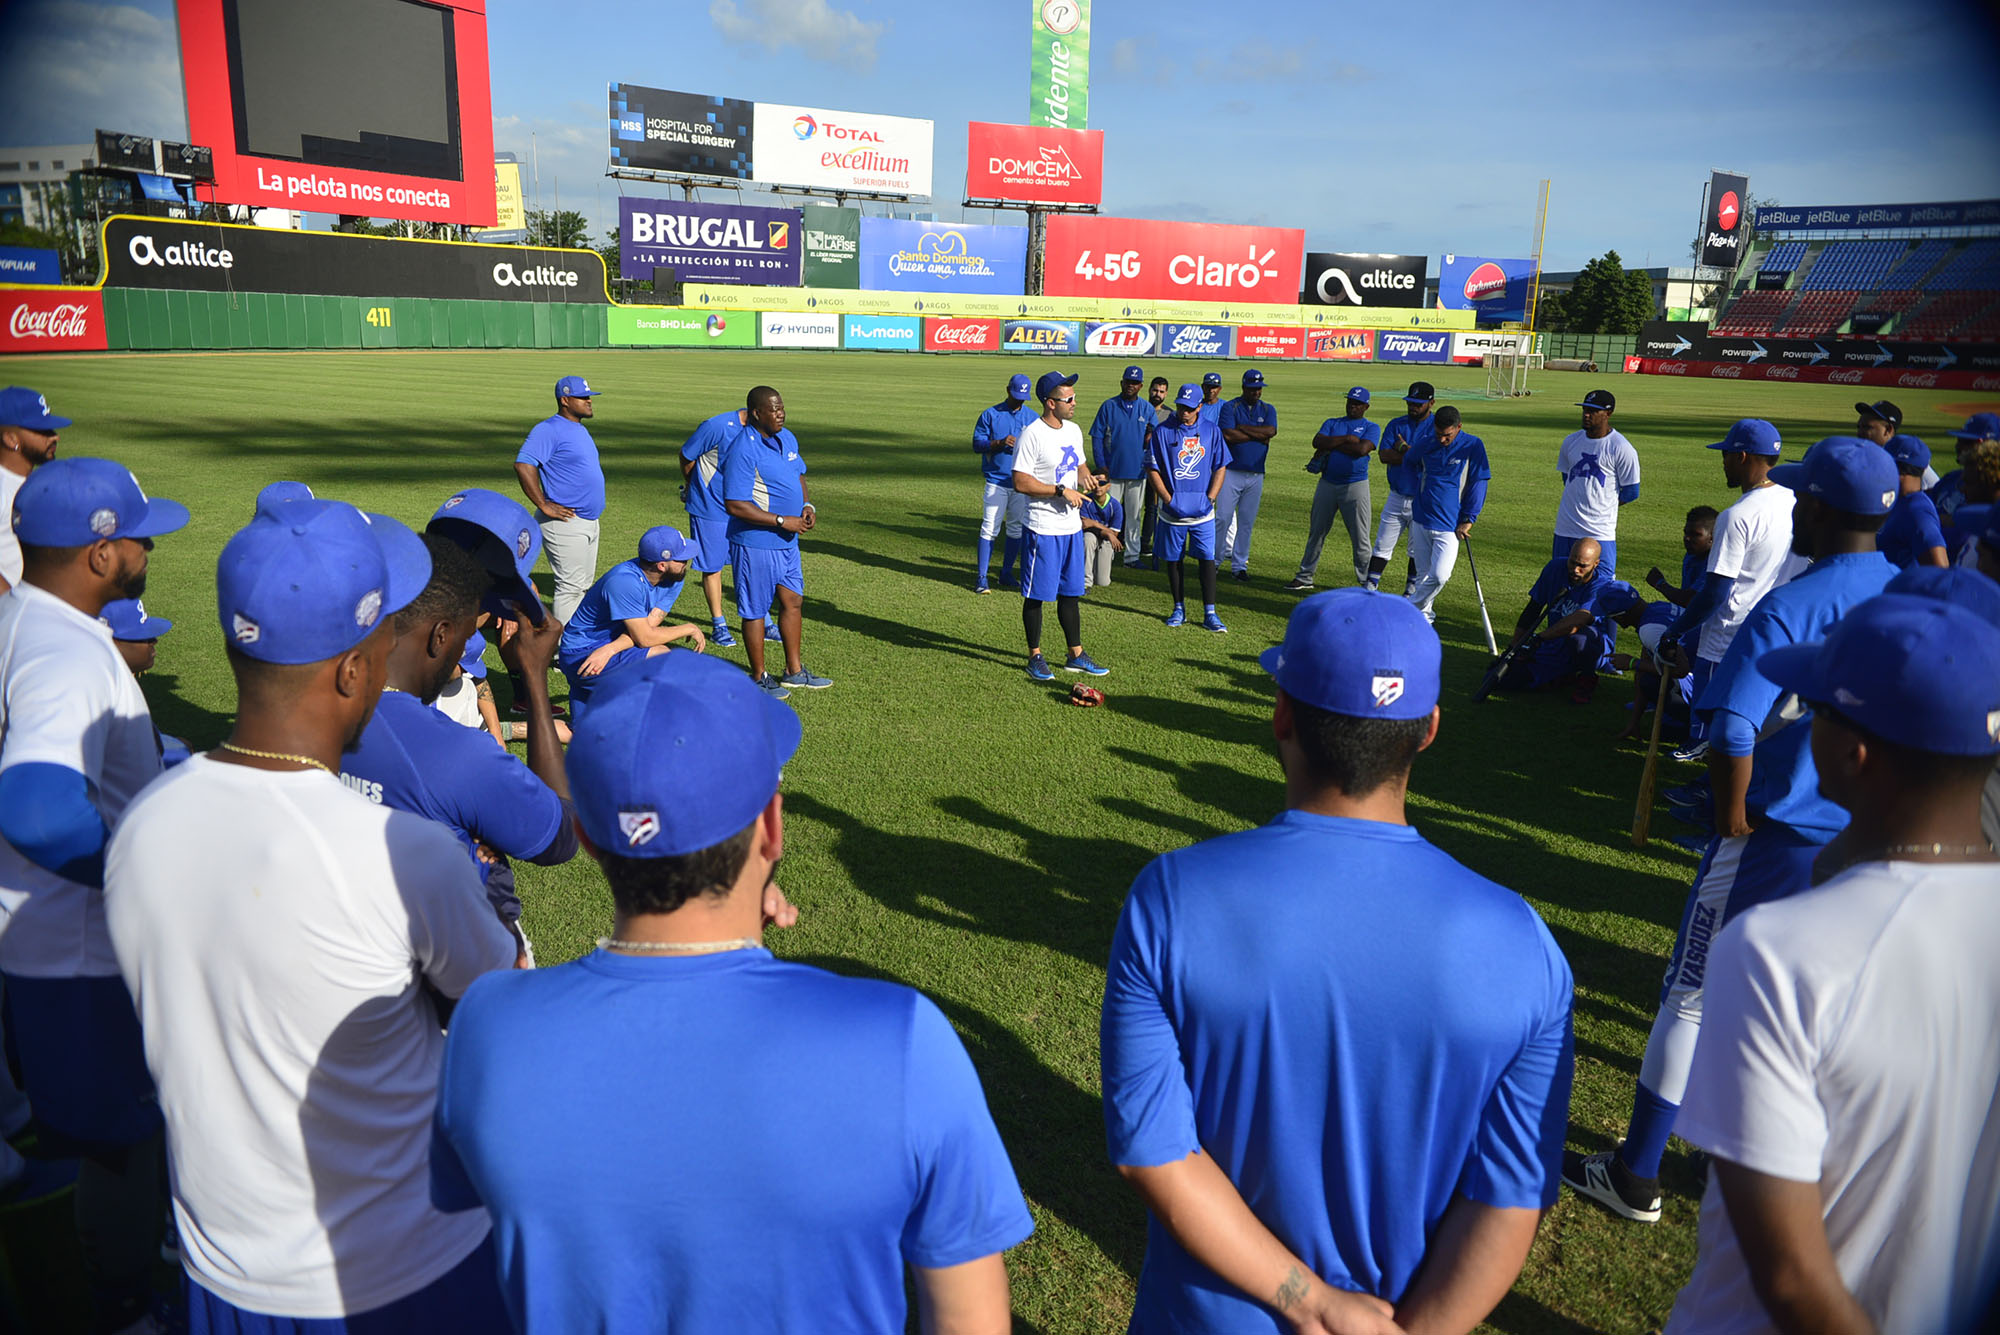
[1712,288,1794,336]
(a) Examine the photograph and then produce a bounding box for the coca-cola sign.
[1,289,106,353]
[923,317,1001,352]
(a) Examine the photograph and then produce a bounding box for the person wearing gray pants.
[1289,388,1381,590]
[514,374,608,625]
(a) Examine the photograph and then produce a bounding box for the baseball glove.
[1067,684,1106,708]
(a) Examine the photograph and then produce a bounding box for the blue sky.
[5,0,1999,270]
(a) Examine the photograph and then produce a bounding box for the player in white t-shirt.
[1665,593,2000,1335]
[1553,389,1640,576]
[0,386,69,594]
[1012,370,1110,681]
[105,496,517,1328]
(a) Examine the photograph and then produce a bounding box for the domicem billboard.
[964,122,1104,207]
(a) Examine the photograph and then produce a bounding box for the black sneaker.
[1561,1148,1662,1223]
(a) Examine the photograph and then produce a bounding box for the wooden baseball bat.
[1632,667,1674,847]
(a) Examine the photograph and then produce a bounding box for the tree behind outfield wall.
[1563,250,1656,334]
[526,209,590,248]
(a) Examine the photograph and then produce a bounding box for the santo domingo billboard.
[1044,215,1304,305]
[859,220,1027,295]
[618,197,802,285]
[1437,255,1536,323]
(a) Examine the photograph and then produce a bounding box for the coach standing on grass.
[1089,364,1154,565]
[1403,406,1492,622]
[1553,389,1640,577]
[725,385,830,697]
[1365,382,1434,594]
[679,405,746,646]
[515,374,606,625]
[1015,370,1109,681]
[1217,369,1276,581]
[1101,589,1572,1334]
[1287,387,1379,591]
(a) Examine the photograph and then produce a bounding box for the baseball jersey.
[1554,428,1640,540]
[1379,413,1433,498]
[1014,417,1087,536]
[558,560,687,673]
[1313,415,1380,485]
[431,949,1035,1332]
[973,401,1035,488]
[1080,493,1125,534]
[680,409,744,522]
[105,755,515,1317]
[1876,489,1947,568]
[1698,483,1800,664]
[1102,811,1573,1330]
[1667,860,2000,1335]
[516,415,606,520]
[1146,418,1229,523]
[1929,468,1966,527]
[1089,393,1155,479]
[1405,430,1493,532]
[1680,551,1710,599]
[723,425,807,550]
[0,583,163,979]
[1217,396,1277,473]
[0,467,24,586]
[1527,557,1617,629]
[1197,398,1223,427]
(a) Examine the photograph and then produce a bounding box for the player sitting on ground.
[1644,506,1716,608]
[1490,538,1639,703]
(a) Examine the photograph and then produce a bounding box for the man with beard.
[1490,538,1638,703]
[0,386,70,595]
[514,375,606,624]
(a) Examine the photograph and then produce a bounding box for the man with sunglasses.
[1013,371,1109,681]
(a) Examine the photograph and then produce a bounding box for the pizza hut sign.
[0,289,107,352]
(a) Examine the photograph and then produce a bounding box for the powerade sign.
[1084,321,1157,355]
[619,197,802,285]
[1436,255,1535,323]
[1303,253,1427,308]
[0,246,61,284]
[1374,330,1452,363]
[858,219,1028,295]
[1159,323,1232,357]
[842,315,920,350]
[1753,199,2000,231]
[1002,319,1080,353]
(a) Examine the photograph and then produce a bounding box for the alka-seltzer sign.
[1699,171,1751,270]
[619,198,801,285]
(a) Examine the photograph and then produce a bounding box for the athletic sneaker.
[1026,653,1055,682]
[1165,605,1186,627]
[973,583,991,595]
[1363,576,1381,591]
[710,620,737,648]
[1202,611,1227,633]
[754,673,792,700]
[1671,738,1710,764]
[1283,576,1314,591]
[1232,569,1250,582]
[1561,1149,1662,1223]
[1665,781,1710,808]
[1064,652,1109,676]
[780,667,833,690]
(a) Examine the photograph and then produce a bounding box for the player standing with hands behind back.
[1014,371,1109,682]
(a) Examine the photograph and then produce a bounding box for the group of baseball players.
[0,362,1997,1335]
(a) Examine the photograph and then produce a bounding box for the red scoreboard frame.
[177,0,496,226]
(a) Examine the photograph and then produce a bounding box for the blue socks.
[1622,1082,1680,1180]
[1001,534,1022,581]
[976,537,994,583]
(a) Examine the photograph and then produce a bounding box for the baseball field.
[0,347,1984,1332]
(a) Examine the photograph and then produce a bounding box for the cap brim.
[137,615,172,637]
[363,513,434,619]
[1257,644,1282,677]
[122,497,190,539]
[1401,395,1430,402]
[1766,462,1809,489]
[1948,429,1993,440]
[1854,402,1891,420]
[1757,641,1830,703]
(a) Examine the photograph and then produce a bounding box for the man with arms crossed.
[1217,368,1277,581]
[1014,371,1109,681]
[1554,389,1640,576]
[1365,381,1434,594]
[1089,364,1155,565]
[1102,589,1572,1334]
[970,373,1035,593]
[1287,387,1379,591]
[678,405,745,645]
[431,651,1033,1333]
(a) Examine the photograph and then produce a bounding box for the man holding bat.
[1488,538,1640,704]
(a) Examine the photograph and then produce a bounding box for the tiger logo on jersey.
[1174,434,1207,480]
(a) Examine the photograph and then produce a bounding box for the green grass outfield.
[1,347,1987,1333]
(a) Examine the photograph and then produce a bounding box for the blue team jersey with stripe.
[973,402,1036,487]
[680,410,744,521]
[723,425,808,550]
[1379,413,1432,497]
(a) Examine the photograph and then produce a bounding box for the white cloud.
[0,2,187,146]
[1107,36,1156,79]
[709,0,886,71]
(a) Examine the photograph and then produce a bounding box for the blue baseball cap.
[0,386,71,431]
[458,630,489,677]
[1174,383,1202,409]
[1759,594,2000,755]
[1346,386,1370,404]
[1769,437,1898,516]
[1036,370,1078,401]
[638,524,698,564]
[555,375,600,398]
[1947,411,1999,441]
[1006,373,1031,400]
[98,597,172,641]
[1885,434,1931,472]
[566,651,802,859]
[428,488,546,626]
[1259,587,1440,721]
[1885,564,2000,629]
[1242,368,1265,388]
[12,457,189,546]
[1201,372,1223,387]
[1597,581,1644,617]
[1122,364,1143,383]
[217,499,431,665]
[255,480,316,516]
[1707,418,1783,457]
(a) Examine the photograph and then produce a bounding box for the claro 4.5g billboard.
[1043,216,1304,304]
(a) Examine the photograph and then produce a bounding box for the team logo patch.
[1988,710,2000,742]
[355,588,383,628]
[1834,686,1865,707]
[231,612,261,644]
[1371,674,1405,708]
[443,494,466,509]
[619,810,660,847]
[1176,436,1205,475]
[1880,489,1895,508]
[516,528,532,558]
[88,507,117,537]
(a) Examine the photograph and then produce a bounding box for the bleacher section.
[1900,291,1998,341]
[1881,238,1951,289]
[1759,241,1808,274]
[1799,240,1903,290]
[1922,239,2000,292]
[1714,236,2000,340]
[1713,289,1792,336]
[1777,290,1860,337]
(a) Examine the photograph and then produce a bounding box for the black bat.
[1471,637,1532,703]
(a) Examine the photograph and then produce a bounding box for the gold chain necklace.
[217,741,334,775]
[597,937,762,955]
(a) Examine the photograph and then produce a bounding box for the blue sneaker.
[1202,611,1227,633]
[1165,605,1186,627]
[754,673,792,700]
[710,620,737,648]
[780,667,833,690]
[1026,653,1055,682]
[1064,652,1109,676]
[1665,782,1710,808]
[973,582,991,595]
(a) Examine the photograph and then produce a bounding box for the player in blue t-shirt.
[1288,387,1381,590]
[1490,539,1638,702]
[1146,384,1230,631]
[1102,589,1572,1333]
[1928,410,1999,541]
[678,406,747,647]
[1402,406,1492,622]
[972,372,1037,593]
[723,386,828,699]
[1089,365,1155,567]
[1365,382,1435,594]
[1215,368,1277,580]
[1079,486,1125,590]
[514,375,606,627]
[556,526,707,719]
[431,652,1033,1333]
[1876,434,1950,569]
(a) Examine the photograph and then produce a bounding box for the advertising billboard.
[609,307,755,347]
[618,197,802,286]
[1304,327,1372,361]
[176,0,497,225]
[964,122,1104,207]
[609,84,754,178]
[1451,331,1533,363]
[1003,318,1081,353]
[1374,329,1452,363]
[1,289,107,354]
[1158,322,1232,358]
[758,312,840,348]
[754,102,934,197]
[487,159,526,233]
[802,204,861,288]
[1236,326,1304,359]
[842,314,921,350]
[925,317,1002,351]
[1436,255,1536,323]
[1303,252,1427,307]
[1699,171,1750,270]
[1752,199,2000,231]
[1083,321,1156,356]
[860,219,1027,295]
[1044,215,1304,304]
[0,247,62,285]
[1030,0,1090,129]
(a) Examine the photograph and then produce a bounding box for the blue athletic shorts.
[185,1232,509,1333]
[731,543,804,621]
[0,971,160,1149]
[1021,531,1086,601]
[559,645,647,721]
[1552,533,1617,577]
[1659,824,1821,1011]
[1157,518,1215,564]
[689,515,730,575]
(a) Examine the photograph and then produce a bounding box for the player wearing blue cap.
[1492,539,1639,702]
[1014,370,1108,679]
[515,374,606,624]
[1567,439,1899,1226]
[98,598,193,767]
[558,525,709,711]
[1147,384,1230,632]
[106,498,516,1330]
[1929,410,1998,537]
[254,479,314,515]
[1287,387,1379,591]
[1876,434,1948,568]
[678,405,746,646]
[430,651,1034,1331]
[0,457,186,1328]
[1216,368,1277,581]
[1554,389,1640,577]
[972,372,1037,592]
[1090,364,1155,565]
[1663,593,2000,1335]
[1402,406,1492,621]
[1365,382,1434,594]
[1102,588,1572,1334]
[724,386,830,696]
[0,385,70,595]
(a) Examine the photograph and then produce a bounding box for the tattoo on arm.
[1275,1265,1309,1312]
[476,680,494,701]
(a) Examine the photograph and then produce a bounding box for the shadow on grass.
[810,597,1022,670]
[141,671,235,750]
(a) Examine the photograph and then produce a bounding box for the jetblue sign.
[1158,322,1233,357]
[1754,199,2000,232]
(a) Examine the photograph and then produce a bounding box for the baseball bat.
[1631,667,1674,847]
[1460,535,1500,656]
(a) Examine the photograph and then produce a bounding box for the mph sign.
[1044,216,1304,303]
[963,122,1103,207]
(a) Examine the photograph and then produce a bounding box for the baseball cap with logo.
[1122,365,1143,383]
[1576,390,1616,412]
[1174,383,1203,409]
[1346,387,1371,404]
[217,499,431,665]
[255,480,315,516]
[1404,381,1436,403]
[1855,400,1904,428]
[1202,373,1223,388]
[99,597,172,641]
[1706,419,1783,456]
[1759,594,2000,756]
[1596,581,1644,617]
[12,457,189,546]
[638,525,698,564]
[1242,369,1266,388]
[1259,587,1441,722]
[1947,411,2000,442]
[0,386,72,431]
[555,375,600,398]
[1035,370,1079,401]
[1886,434,1931,473]
[428,488,547,626]
[458,631,490,678]
[1885,563,2000,629]
[1006,373,1032,400]
[566,651,802,859]
[1769,437,1898,515]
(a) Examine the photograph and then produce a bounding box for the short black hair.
[1686,505,1718,528]
[393,533,489,635]
[747,385,780,414]
[1150,376,1169,389]
[1433,406,1462,430]
[1289,696,1430,797]
[1821,704,1997,793]
[597,818,759,916]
